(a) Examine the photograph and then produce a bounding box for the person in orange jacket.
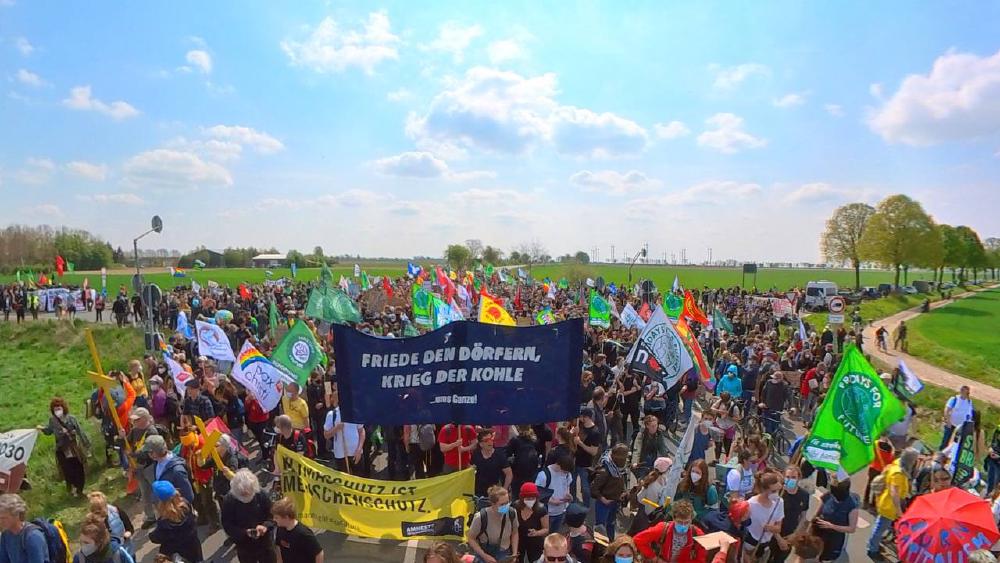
[634,499,708,563]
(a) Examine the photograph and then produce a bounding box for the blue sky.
[2,1,998,262]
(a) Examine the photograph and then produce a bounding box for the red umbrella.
[895,487,999,562]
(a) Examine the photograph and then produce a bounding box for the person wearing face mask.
[466,485,518,563]
[74,513,134,563]
[279,382,309,431]
[599,535,638,563]
[743,472,785,562]
[515,483,550,563]
[867,448,918,558]
[633,500,707,563]
[675,459,719,522]
[221,469,276,563]
[591,444,629,538]
[148,375,167,425]
[768,466,810,563]
[629,457,673,535]
[812,472,860,562]
[37,397,91,497]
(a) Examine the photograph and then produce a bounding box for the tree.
[508,250,523,265]
[444,244,471,271]
[939,224,964,282]
[513,241,548,271]
[481,245,503,265]
[286,249,304,267]
[955,226,986,281]
[465,239,483,261]
[574,251,591,264]
[858,194,937,289]
[820,203,875,290]
[311,246,325,263]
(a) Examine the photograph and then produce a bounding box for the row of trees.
[443,240,557,272]
[821,195,999,289]
[0,225,114,273]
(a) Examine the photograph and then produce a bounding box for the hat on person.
[148,375,163,385]
[519,482,539,499]
[565,503,588,529]
[729,500,750,525]
[129,407,150,421]
[579,407,595,419]
[653,457,673,473]
[197,355,208,363]
[184,379,201,389]
[879,372,893,382]
[152,480,176,502]
[726,365,739,375]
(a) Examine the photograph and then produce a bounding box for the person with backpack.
[322,390,364,475]
[591,444,629,538]
[0,494,55,563]
[148,481,202,563]
[466,485,518,563]
[403,423,436,479]
[275,414,314,465]
[222,469,276,563]
[636,415,669,472]
[867,448,918,558]
[126,407,161,528]
[86,492,133,559]
[73,514,133,563]
[535,454,575,533]
[633,499,708,563]
[506,425,541,499]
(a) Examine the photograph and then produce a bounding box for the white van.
[804,280,839,311]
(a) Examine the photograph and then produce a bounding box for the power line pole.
[610,244,615,263]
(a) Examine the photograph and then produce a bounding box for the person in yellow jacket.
[867,447,919,557]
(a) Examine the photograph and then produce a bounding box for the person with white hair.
[221,469,276,563]
[0,493,48,563]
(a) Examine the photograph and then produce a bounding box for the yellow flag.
[479,294,515,326]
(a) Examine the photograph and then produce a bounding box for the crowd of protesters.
[1,270,998,563]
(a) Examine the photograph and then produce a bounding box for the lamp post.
[627,248,647,286]
[133,216,163,350]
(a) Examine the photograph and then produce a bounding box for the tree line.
[821,194,999,289]
[0,225,115,274]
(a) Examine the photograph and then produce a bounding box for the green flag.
[361,271,371,290]
[803,345,906,474]
[403,322,419,337]
[67,261,75,272]
[271,320,327,386]
[536,307,555,325]
[431,294,449,329]
[319,262,334,286]
[305,286,361,324]
[411,285,433,327]
[15,271,20,283]
[712,308,734,333]
[268,300,279,338]
[485,264,495,279]
[665,294,683,319]
[588,290,611,329]
[558,277,569,290]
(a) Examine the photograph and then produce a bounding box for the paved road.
[863,284,1000,405]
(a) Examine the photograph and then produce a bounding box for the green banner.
[589,290,611,329]
[271,321,327,386]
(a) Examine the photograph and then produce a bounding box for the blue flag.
[608,282,617,295]
[407,262,422,278]
[518,268,527,279]
[290,262,298,278]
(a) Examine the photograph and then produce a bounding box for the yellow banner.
[275,446,475,540]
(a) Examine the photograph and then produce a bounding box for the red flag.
[682,290,709,325]
[239,283,252,301]
[39,273,49,286]
[382,276,393,298]
[514,286,522,310]
[677,317,712,385]
[435,266,456,302]
[55,255,65,277]
[638,301,652,322]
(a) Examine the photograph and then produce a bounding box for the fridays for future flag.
[625,306,695,390]
[271,321,327,387]
[195,320,236,362]
[803,345,906,474]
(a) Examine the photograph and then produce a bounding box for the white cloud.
[626,180,762,211]
[122,149,233,189]
[165,137,244,162]
[204,125,284,154]
[654,120,690,139]
[386,88,411,102]
[773,92,807,108]
[14,37,33,56]
[697,113,767,153]
[62,86,140,120]
[185,50,213,74]
[569,170,660,195]
[317,189,387,207]
[868,48,1000,145]
[76,193,144,205]
[66,161,108,181]
[1,0,16,7]
[487,39,525,64]
[422,22,482,63]
[787,182,841,203]
[407,66,647,157]
[825,104,845,117]
[23,203,63,218]
[15,157,55,185]
[16,69,45,87]
[281,11,400,75]
[371,151,495,181]
[711,63,769,90]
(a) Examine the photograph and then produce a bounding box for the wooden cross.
[85,329,129,450]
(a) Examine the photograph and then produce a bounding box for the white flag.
[191,280,202,293]
[163,354,195,392]
[624,306,694,390]
[664,412,699,499]
[448,299,465,322]
[898,360,925,397]
[620,303,647,330]
[0,429,39,472]
[195,320,236,362]
[586,278,595,288]
[353,264,361,277]
[230,341,284,411]
[672,275,680,293]
[339,276,350,292]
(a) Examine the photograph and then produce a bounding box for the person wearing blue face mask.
[467,485,518,563]
[599,534,639,563]
[768,466,810,563]
[634,499,707,563]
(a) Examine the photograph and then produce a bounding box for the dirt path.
[863,284,1000,405]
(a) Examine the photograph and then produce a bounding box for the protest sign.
[195,320,236,362]
[333,318,584,424]
[231,341,286,411]
[951,420,976,486]
[277,446,473,540]
[0,430,38,473]
[163,354,195,392]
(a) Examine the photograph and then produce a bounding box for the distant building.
[251,253,285,268]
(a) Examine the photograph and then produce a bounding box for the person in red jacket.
[634,499,708,563]
[179,427,220,529]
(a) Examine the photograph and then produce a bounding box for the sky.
[2,1,999,263]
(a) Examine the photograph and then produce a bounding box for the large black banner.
[333,318,584,424]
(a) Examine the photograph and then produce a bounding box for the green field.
[0,322,146,533]
[0,263,408,290]
[907,289,1000,388]
[531,264,904,292]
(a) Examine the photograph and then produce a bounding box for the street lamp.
[133,216,163,350]
[627,248,647,286]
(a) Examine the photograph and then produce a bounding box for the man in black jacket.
[222,469,276,563]
[182,379,215,421]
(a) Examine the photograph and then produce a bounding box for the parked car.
[877,283,894,296]
[805,280,839,310]
[860,286,881,299]
[837,289,862,304]
[901,285,918,294]
[940,282,956,290]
